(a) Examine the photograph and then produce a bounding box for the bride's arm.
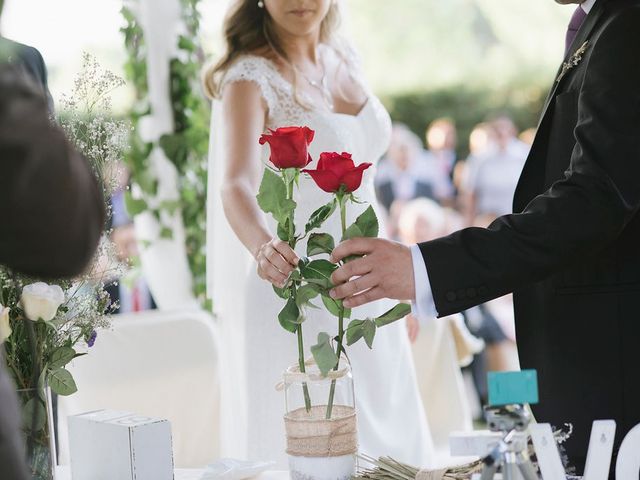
[220,80,298,287]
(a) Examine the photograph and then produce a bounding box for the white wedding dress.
[207,54,436,469]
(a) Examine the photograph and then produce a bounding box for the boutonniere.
[557,40,590,83]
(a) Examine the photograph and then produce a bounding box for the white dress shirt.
[410,0,596,319]
[581,0,596,14]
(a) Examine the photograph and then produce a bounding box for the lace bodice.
[221,54,391,164]
[221,54,392,249]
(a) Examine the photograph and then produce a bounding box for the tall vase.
[16,386,56,480]
[282,361,357,480]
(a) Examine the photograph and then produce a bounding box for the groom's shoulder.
[595,0,640,44]
[604,0,640,18]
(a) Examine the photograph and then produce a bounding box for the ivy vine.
[120,0,211,308]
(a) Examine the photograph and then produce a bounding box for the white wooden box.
[68,410,174,480]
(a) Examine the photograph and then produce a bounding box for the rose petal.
[303,169,342,193]
[303,127,315,144]
[341,163,372,192]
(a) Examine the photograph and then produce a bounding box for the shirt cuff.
[410,244,438,321]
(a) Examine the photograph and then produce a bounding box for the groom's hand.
[329,238,416,308]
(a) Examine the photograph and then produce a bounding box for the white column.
[130,0,198,311]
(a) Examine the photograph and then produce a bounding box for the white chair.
[57,309,220,468]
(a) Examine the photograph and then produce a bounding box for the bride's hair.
[202,0,352,105]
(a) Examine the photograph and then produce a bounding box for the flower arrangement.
[0,53,128,478]
[257,126,410,418]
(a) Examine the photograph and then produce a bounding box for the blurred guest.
[422,118,457,201]
[462,115,530,226]
[396,197,479,454]
[104,174,155,315]
[375,124,438,212]
[453,122,495,195]
[519,127,537,146]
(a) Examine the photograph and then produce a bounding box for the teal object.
[488,370,539,406]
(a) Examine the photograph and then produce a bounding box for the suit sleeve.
[418,8,640,317]
[0,67,105,278]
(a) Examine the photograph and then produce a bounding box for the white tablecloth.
[56,466,289,480]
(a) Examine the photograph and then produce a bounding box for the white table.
[56,466,289,480]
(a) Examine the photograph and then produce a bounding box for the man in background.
[0,0,53,109]
[0,13,105,477]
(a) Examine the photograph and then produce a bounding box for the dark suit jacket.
[0,37,53,110]
[418,0,640,473]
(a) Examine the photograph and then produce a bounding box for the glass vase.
[16,386,57,480]
[283,360,357,480]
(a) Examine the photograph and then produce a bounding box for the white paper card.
[529,423,566,480]
[615,423,640,480]
[583,420,616,480]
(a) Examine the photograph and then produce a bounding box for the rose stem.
[326,193,347,419]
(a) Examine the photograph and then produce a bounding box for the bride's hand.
[255,238,299,288]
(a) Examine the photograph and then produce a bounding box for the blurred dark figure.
[104,176,156,314]
[0,3,53,110]
[0,50,104,480]
[375,124,437,212]
[423,118,457,202]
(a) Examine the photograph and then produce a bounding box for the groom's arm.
[331,10,640,313]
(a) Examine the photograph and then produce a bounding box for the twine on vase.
[284,404,358,457]
[415,469,449,480]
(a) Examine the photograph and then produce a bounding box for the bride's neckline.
[244,53,371,119]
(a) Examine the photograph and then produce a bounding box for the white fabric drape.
[206,100,251,458]
[130,0,197,310]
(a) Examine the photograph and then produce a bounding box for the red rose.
[303,152,372,193]
[259,126,315,169]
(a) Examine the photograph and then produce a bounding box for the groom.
[329,0,640,474]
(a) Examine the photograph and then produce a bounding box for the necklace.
[294,61,334,111]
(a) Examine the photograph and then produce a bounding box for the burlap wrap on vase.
[284,405,357,457]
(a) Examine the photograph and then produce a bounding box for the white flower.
[0,305,11,343]
[20,282,65,322]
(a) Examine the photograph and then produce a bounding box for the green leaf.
[158,199,182,214]
[160,227,173,239]
[355,205,379,238]
[374,303,412,327]
[256,168,296,225]
[346,318,376,348]
[48,368,78,396]
[49,347,76,369]
[278,297,301,333]
[310,332,339,376]
[124,191,148,216]
[296,284,321,308]
[346,319,365,346]
[342,223,363,242]
[362,319,377,349]
[300,259,337,290]
[307,233,335,257]
[277,219,290,242]
[342,205,379,241]
[273,285,290,299]
[321,295,351,319]
[22,397,47,431]
[304,200,337,234]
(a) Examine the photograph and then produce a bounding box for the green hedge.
[382,81,551,158]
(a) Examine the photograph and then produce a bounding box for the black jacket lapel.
[538,0,607,124]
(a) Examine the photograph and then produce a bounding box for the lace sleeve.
[220,55,277,114]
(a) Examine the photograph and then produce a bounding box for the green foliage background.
[340,0,569,154]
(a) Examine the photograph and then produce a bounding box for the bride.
[204,0,437,468]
